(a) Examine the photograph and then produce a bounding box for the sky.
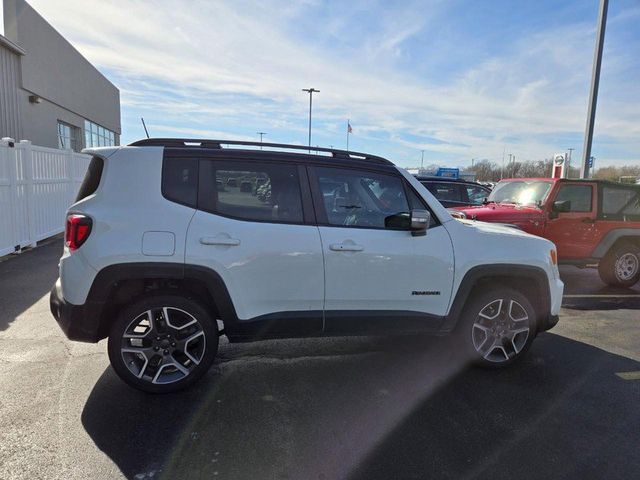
[10,0,640,168]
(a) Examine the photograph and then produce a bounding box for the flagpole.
[346,119,350,151]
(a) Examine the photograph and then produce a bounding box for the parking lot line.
[615,371,640,381]
[563,294,640,298]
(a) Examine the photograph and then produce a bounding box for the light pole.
[421,150,425,169]
[302,88,319,150]
[257,132,267,149]
[581,0,608,178]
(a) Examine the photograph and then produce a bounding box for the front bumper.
[539,277,564,332]
[50,278,103,343]
[539,314,559,332]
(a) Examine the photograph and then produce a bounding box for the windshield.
[487,180,552,206]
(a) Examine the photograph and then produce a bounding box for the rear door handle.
[581,218,595,224]
[200,236,241,246]
[330,243,364,252]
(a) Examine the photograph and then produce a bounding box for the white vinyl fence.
[0,138,91,256]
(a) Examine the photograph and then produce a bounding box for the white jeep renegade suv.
[50,139,563,393]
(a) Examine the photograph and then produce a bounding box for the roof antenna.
[141,117,150,138]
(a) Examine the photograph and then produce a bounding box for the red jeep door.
[544,182,598,259]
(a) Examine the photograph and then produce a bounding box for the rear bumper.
[49,278,104,343]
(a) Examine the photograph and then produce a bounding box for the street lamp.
[257,132,267,149]
[302,88,319,150]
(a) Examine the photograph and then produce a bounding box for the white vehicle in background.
[50,139,563,393]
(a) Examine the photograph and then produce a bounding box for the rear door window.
[203,160,304,223]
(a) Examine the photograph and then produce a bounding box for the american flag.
[347,122,353,134]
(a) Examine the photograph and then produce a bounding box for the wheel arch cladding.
[592,229,640,258]
[89,263,238,340]
[442,264,550,332]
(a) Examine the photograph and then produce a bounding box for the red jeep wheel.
[598,242,640,288]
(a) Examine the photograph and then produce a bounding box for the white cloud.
[28,0,640,167]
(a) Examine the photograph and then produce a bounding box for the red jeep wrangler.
[453,178,640,287]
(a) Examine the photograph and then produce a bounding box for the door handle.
[330,243,364,252]
[200,236,241,246]
[581,218,595,224]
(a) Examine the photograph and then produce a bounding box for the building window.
[84,120,116,148]
[57,121,80,151]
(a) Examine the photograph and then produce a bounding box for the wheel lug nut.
[156,336,161,341]
[154,346,159,351]
[163,349,169,355]
[171,342,176,347]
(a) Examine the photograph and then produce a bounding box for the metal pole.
[302,88,319,150]
[346,119,350,151]
[421,150,424,169]
[581,0,608,179]
[567,148,574,176]
[257,132,267,149]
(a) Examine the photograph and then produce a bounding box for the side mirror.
[550,200,571,219]
[410,209,430,236]
[552,200,571,212]
[383,209,430,236]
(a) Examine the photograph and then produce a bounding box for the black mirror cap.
[552,200,571,213]
[410,209,430,236]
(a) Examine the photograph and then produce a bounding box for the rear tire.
[597,242,640,288]
[108,293,218,393]
[457,286,537,368]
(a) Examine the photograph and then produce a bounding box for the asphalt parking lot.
[0,239,639,480]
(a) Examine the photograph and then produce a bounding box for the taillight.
[65,214,92,251]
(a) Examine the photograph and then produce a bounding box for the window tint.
[315,167,411,229]
[555,184,592,212]
[162,157,198,207]
[602,186,640,220]
[424,182,464,204]
[466,185,489,205]
[75,156,103,202]
[212,161,303,223]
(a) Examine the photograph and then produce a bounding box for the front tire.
[458,287,537,367]
[108,293,218,393]
[598,242,640,288]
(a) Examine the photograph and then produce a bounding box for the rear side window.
[424,182,463,204]
[555,184,592,212]
[75,156,103,202]
[162,157,198,207]
[601,186,640,220]
[203,160,303,223]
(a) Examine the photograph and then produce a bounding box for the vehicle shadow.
[0,238,61,331]
[81,333,640,480]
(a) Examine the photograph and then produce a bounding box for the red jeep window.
[602,186,640,220]
[555,185,592,212]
